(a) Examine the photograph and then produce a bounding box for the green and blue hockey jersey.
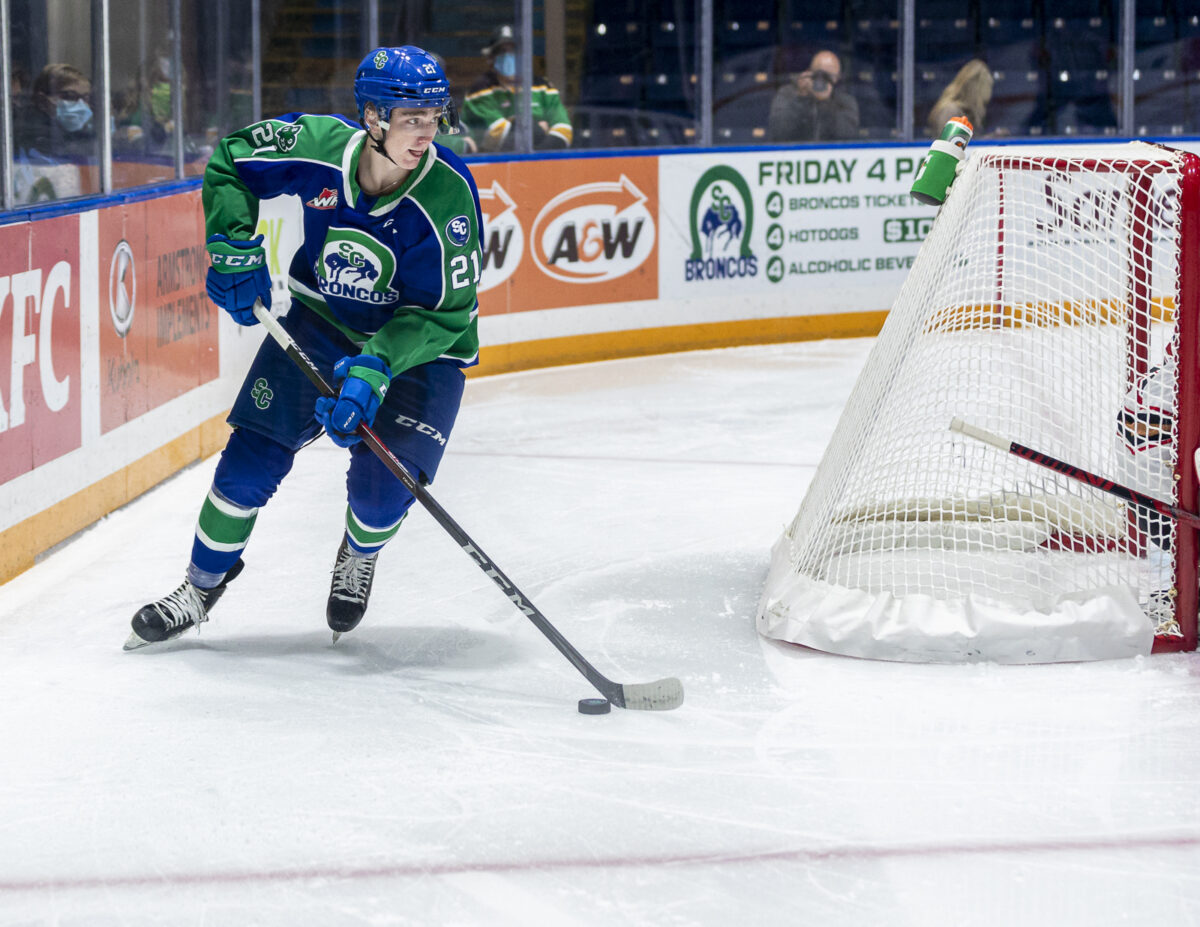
[202,112,482,373]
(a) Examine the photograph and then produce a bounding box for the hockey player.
[125,46,483,650]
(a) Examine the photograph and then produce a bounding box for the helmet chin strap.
[365,110,397,165]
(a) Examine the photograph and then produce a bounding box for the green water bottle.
[910,116,973,206]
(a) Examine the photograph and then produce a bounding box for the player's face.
[386,108,440,168]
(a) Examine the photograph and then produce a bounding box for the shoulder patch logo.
[445,215,471,247]
[275,124,303,153]
[306,187,339,210]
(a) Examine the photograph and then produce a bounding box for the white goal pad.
[758,142,1200,663]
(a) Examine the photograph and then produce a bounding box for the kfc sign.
[0,216,81,484]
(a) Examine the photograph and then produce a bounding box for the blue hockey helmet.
[354,46,451,125]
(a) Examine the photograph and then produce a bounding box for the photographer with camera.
[767,50,859,143]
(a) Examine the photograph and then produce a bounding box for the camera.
[810,70,833,94]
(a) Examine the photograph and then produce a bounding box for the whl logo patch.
[306,188,338,210]
[316,228,399,306]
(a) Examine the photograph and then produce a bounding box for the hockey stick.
[950,417,1200,530]
[251,302,683,711]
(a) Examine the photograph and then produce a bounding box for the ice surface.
[2,341,1200,925]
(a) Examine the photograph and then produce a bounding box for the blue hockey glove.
[314,354,392,447]
[205,234,271,325]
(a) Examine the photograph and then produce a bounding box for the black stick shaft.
[950,417,1200,530]
[252,303,658,707]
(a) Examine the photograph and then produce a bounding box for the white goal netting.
[758,142,1199,663]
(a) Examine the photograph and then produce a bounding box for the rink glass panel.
[6,2,1200,211]
[108,0,178,191]
[8,2,102,205]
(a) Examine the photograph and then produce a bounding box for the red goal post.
[758,142,1200,663]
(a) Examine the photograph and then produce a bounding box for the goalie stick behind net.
[757,142,1200,664]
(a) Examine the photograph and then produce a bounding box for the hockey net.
[758,142,1200,663]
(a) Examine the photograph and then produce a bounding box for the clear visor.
[376,100,461,136]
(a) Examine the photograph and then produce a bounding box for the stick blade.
[613,677,685,711]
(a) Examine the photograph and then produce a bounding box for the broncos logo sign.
[684,165,758,283]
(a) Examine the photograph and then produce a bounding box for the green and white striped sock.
[344,505,405,555]
[194,488,258,559]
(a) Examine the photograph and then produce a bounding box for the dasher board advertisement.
[97,191,217,434]
[0,215,82,485]
[658,148,936,315]
[471,156,659,315]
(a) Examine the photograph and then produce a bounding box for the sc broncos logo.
[684,165,758,282]
[316,228,400,306]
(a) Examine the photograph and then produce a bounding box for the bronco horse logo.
[324,250,380,284]
[317,230,400,305]
[700,184,743,258]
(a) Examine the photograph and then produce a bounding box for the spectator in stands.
[460,24,572,151]
[926,59,993,138]
[14,63,96,160]
[112,53,177,154]
[767,50,859,143]
[12,62,96,203]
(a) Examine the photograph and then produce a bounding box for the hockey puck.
[578,697,611,715]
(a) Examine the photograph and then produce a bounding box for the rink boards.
[2,138,1195,582]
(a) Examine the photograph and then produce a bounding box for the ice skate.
[328,539,378,642]
[124,559,245,651]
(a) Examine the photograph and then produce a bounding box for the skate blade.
[123,631,152,651]
[331,631,342,644]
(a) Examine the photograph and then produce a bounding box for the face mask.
[495,53,517,79]
[55,98,92,133]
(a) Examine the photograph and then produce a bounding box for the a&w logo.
[531,174,655,284]
[316,228,399,306]
[306,187,339,210]
[685,165,758,282]
[477,180,523,293]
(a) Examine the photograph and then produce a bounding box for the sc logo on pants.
[251,377,274,409]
